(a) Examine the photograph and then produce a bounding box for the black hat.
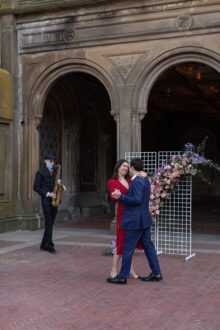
[44,153,56,160]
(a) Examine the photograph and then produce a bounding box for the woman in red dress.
[108,159,142,278]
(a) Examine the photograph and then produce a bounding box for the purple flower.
[184,143,195,152]
[111,237,116,254]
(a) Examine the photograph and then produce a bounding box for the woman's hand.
[137,171,148,178]
[111,189,121,199]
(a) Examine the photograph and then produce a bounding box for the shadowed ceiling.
[149,62,220,114]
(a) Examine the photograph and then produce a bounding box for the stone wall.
[0,0,220,231]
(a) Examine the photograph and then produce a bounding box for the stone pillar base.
[0,215,39,233]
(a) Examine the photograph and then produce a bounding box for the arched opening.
[38,72,116,221]
[142,62,220,233]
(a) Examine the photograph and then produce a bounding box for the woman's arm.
[107,179,119,203]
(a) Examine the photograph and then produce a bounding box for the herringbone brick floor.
[0,226,220,330]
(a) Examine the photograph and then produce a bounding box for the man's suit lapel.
[127,176,138,196]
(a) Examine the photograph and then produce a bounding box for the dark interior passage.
[142,62,220,233]
[39,72,116,218]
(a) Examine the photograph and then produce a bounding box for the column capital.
[110,109,119,122]
[34,115,42,127]
[131,109,146,122]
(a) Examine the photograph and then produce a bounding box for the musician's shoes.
[107,276,127,284]
[48,247,57,254]
[141,273,162,282]
[40,244,57,254]
[40,244,48,251]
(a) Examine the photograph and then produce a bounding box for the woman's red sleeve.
[107,179,118,203]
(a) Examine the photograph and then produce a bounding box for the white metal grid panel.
[157,151,192,257]
[125,151,193,259]
[125,152,157,243]
[125,152,157,176]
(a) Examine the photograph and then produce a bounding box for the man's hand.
[111,189,121,199]
[47,192,56,198]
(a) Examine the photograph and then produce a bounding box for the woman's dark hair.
[112,159,130,179]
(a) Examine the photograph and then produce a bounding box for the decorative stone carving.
[176,14,194,30]
[16,0,210,12]
[131,111,146,122]
[110,109,119,122]
[20,27,76,53]
[62,28,75,42]
[106,52,145,80]
[18,0,56,6]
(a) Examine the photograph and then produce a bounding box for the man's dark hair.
[130,158,143,171]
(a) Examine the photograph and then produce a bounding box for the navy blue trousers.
[119,228,161,278]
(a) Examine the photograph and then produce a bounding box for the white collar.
[131,174,137,181]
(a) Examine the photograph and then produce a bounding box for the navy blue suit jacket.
[119,176,152,230]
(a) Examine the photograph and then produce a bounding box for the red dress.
[108,178,143,255]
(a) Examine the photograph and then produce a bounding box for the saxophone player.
[33,153,58,254]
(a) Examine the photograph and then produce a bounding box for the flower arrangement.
[149,138,220,218]
[102,236,116,256]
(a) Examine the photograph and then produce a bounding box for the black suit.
[33,166,57,248]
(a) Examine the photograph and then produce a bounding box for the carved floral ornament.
[110,110,119,121]
[132,111,146,122]
[176,14,194,30]
[21,27,76,51]
[62,28,75,42]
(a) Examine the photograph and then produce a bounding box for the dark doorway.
[80,109,98,192]
[39,71,116,218]
[38,95,62,166]
[142,62,220,233]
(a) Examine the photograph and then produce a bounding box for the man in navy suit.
[107,158,162,284]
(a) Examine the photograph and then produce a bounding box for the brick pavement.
[0,226,220,330]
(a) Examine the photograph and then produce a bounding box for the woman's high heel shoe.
[130,273,140,279]
[110,270,118,278]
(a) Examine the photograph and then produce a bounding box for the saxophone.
[52,164,66,207]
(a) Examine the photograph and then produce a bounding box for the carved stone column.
[26,115,42,201]
[110,105,133,234]
[109,109,118,234]
[1,14,16,72]
[131,110,146,152]
[110,109,120,159]
[111,108,133,158]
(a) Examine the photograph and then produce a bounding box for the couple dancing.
[107,158,162,284]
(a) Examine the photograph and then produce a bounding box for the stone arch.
[27,58,119,199]
[28,58,120,119]
[132,46,220,115]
